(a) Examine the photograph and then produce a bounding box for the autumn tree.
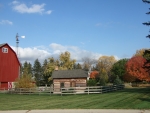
[125,56,150,82]
[133,49,147,57]
[90,71,99,79]
[59,51,76,70]
[110,58,128,82]
[15,68,36,88]
[96,56,117,76]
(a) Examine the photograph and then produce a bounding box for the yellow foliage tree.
[59,51,76,70]
[133,49,147,57]
[15,68,36,88]
[97,55,117,75]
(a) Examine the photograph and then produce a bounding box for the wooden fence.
[0,88,8,93]
[0,84,124,95]
[60,85,124,95]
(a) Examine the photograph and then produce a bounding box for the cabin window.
[2,47,8,53]
[60,82,64,88]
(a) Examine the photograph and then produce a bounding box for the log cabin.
[52,69,88,92]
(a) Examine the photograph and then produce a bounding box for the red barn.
[0,43,20,89]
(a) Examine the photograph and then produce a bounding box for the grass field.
[0,88,150,110]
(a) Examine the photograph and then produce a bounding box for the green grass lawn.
[0,88,150,110]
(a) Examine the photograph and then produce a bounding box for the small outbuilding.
[0,43,20,89]
[52,69,88,92]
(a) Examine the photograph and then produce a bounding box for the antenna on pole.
[16,33,19,58]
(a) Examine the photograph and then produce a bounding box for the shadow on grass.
[138,98,150,102]
[119,87,150,94]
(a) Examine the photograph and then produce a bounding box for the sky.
[0,0,150,64]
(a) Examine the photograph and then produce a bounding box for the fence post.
[88,87,89,95]
[50,87,51,96]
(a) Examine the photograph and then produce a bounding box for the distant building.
[52,69,88,92]
[0,43,20,89]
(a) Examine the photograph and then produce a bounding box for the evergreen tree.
[22,61,33,76]
[33,59,42,86]
[142,0,150,38]
[42,59,52,85]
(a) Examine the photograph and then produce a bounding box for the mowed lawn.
[0,88,150,110]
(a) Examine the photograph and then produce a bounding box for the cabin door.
[71,82,76,87]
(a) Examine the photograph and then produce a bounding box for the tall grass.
[0,88,150,110]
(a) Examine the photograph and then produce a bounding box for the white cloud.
[11,46,51,64]
[12,0,19,4]
[21,36,25,38]
[11,43,119,64]
[45,10,52,15]
[0,20,13,25]
[11,1,52,14]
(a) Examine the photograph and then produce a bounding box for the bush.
[99,78,106,86]
[113,75,123,85]
[87,79,97,86]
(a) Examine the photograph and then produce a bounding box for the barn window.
[2,47,8,53]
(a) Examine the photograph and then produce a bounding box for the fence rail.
[60,85,124,95]
[0,88,7,93]
[4,84,124,95]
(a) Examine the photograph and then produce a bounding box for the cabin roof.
[52,69,88,79]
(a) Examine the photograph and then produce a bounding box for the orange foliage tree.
[90,71,99,79]
[125,56,150,82]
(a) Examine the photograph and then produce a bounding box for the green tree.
[42,59,52,85]
[99,69,108,86]
[83,62,89,71]
[113,75,123,85]
[33,59,43,86]
[22,61,33,76]
[44,57,56,85]
[87,79,97,86]
[74,63,82,69]
[110,58,128,82]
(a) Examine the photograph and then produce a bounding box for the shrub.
[113,75,123,85]
[87,79,97,86]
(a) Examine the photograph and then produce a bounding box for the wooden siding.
[53,78,87,91]
[0,44,20,89]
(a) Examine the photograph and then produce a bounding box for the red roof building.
[0,43,20,89]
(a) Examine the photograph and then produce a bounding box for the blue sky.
[0,0,150,64]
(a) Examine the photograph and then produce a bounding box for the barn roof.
[0,43,7,47]
[0,43,21,66]
[52,69,88,79]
